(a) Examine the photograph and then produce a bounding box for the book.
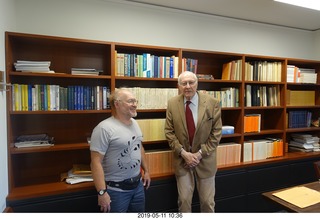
[72,164,92,176]
[244,114,261,133]
[243,142,253,162]
[221,62,231,80]
[196,74,213,80]
[71,68,101,75]
[245,84,252,107]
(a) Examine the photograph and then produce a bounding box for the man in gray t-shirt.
[90,87,151,213]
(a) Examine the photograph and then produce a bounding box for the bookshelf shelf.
[5,31,320,205]
[244,106,284,109]
[286,127,320,132]
[10,109,111,115]
[10,71,112,79]
[115,76,177,81]
[10,143,90,154]
[243,129,284,136]
[286,105,320,109]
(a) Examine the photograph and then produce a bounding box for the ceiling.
[124,0,320,31]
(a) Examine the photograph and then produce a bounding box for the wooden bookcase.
[5,31,320,205]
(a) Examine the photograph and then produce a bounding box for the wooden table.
[262,181,320,212]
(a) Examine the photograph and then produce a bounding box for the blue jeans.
[107,181,145,212]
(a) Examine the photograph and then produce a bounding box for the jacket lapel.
[177,95,188,133]
[196,92,207,134]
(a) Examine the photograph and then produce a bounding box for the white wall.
[1,0,319,211]
[0,0,16,212]
[15,0,316,60]
[314,29,320,60]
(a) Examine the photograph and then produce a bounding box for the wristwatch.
[98,189,107,196]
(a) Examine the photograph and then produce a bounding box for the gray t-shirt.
[90,116,143,182]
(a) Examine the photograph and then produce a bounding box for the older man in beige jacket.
[165,71,222,212]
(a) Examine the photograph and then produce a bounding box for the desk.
[263,181,320,212]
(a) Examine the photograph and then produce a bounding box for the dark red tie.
[186,101,195,145]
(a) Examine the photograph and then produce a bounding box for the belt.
[106,173,141,190]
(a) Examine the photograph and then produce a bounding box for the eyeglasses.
[179,81,196,87]
[117,99,138,105]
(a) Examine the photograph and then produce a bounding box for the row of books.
[286,90,315,106]
[181,58,198,74]
[136,119,166,141]
[145,150,174,176]
[14,60,54,73]
[245,61,282,82]
[245,84,280,107]
[287,65,317,84]
[221,60,242,81]
[217,142,241,165]
[126,87,178,109]
[199,87,240,108]
[217,138,284,165]
[244,114,261,133]
[287,110,312,128]
[288,133,320,152]
[115,52,179,78]
[12,84,110,111]
[243,138,284,162]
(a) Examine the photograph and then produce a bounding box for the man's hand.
[143,171,151,189]
[98,192,111,212]
[181,149,201,168]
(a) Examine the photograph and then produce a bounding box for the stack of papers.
[71,68,101,75]
[14,134,54,148]
[14,60,54,73]
[61,164,93,184]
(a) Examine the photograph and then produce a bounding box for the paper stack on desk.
[273,186,320,208]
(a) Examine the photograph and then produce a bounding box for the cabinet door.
[9,190,98,212]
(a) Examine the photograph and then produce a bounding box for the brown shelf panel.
[286,105,320,109]
[222,107,242,111]
[286,82,320,87]
[10,143,90,154]
[286,127,320,132]
[221,133,242,138]
[244,129,284,136]
[6,181,95,201]
[10,71,111,79]
[244,106,284,110]
[10,109,111,115]
[244,81,285,85]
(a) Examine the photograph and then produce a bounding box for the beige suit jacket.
[165,92,222,178]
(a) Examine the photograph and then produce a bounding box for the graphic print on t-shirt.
[117,135,141,169]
